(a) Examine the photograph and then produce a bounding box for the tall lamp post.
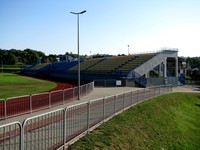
[70,10,86,100]
[128,45,130,55]
[0,50,3,73]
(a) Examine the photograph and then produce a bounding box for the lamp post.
[0,50,3,73]
[70,10,86,100]
[128,45,130,55]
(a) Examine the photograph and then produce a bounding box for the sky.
[0,0,200,57]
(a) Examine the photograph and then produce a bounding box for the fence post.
[21,121,24,150]
[73,88,75,100]
[86,84,88,94]
[144,88,146,99]
[167,85,168,93]
[4,99,7,119]
[49,92,51,108]
[62,90,65,104]
[137,89,139,103]
[80,85,82,96]
[123,93,125,111]
[149,88,151,98]
[131,91,133,105]
[159,86,161,95]
[168,85,170,93]
[114,95,116,115]
[30,95,32,113]
[89,82,91,92]
[164,86,166,94]
[103,98,105,122]
[65,107,69,143]
[87,101,90,133]
[19,122,23,150]
[89,83,90,92]
[63,109,66,148]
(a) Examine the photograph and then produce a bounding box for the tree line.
[0,48,199,67]
[0,49,83,65]
[0,48,46,65]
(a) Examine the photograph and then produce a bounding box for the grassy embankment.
[0,73,56,99]
[69,92,200,150]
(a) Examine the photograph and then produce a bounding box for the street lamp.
[128,45,130,55]
[70,10,86,100]
[0,50,3,73]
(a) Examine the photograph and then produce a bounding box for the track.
[0,79,77,120]
[48,81,75,92]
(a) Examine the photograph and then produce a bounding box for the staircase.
[129,50,178,86]
[133,50,178,76]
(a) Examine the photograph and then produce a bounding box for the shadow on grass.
[195,103,200,107]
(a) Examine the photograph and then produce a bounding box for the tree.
[47,54,57,62]
[187,57,200,64]
[3,52,18,64]
[24,48,40,64]
[186,57,200,80]
[37,51,45,58]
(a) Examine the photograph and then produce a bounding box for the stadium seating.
[119,53,157,71]
[30,63,50,70]
[22,50,179,87]
[64,53,157,75]
[68,58,103,71]
[26,53,157,75]
[87,55,136,71]
[51,61,77,72]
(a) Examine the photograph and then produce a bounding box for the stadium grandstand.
[22,49,179,87]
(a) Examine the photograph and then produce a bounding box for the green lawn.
[0,73,56,99]
[69,92,200,150]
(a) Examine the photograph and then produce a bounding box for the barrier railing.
[0,121,22,150]
[22,109,65,150]
[0,82,94,120]
[0,85,172,150]
[6,95,30,118]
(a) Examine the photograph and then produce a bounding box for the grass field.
[0,73,56,99]
[69,93,200,150]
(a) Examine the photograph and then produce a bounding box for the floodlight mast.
[70,10,86,100]
[128,45,130,55]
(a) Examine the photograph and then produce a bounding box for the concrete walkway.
[172,85,200,93]
[0,87,141,125]
[0,86,199,126]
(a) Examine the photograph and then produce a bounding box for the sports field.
[0,73,56,99]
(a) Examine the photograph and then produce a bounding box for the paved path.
[0,86,199,126]
[0,87,141,125]
[172,85,200,93]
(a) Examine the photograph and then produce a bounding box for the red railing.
[0,82,94,120]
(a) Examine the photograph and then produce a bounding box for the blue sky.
[0,0,200,57]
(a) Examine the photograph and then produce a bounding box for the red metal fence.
[0,100,5,119]
[0,82,94,120]
[6,95,30,117]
